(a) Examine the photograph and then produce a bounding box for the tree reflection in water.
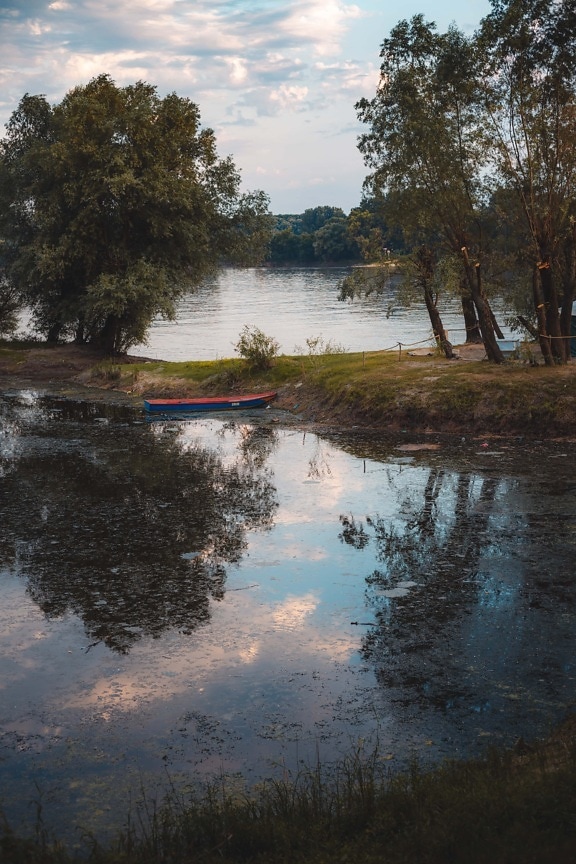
[339,458,576,726]
[0,394,278,653]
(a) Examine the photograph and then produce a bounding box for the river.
[141,267,514,361]
[0,386,575,849]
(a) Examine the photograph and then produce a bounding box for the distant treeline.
[266,202,406,266]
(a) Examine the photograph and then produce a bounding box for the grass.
[123,345,576,436]
[2,735,576,863]
[3,337,575,438]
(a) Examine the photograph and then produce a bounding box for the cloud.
[0,1,365,114]
[277,0,363,56]
[0,1,492,211]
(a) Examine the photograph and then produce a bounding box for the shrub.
[234,325,279,370]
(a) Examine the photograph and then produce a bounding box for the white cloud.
[269,82,308,110]
[279,1,363,56]
[0,0,493,211]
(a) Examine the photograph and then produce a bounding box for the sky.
[0,0,492,214]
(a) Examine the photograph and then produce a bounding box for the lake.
[141,267,514,361]
[1,389,575,848]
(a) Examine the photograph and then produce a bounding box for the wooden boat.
[143,391,277,413]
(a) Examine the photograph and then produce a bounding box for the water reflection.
[0,394,278,653]
[337,451,576,738]
[2,398,576,845]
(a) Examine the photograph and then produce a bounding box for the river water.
[141,266,513,361]
[1,385,575,848]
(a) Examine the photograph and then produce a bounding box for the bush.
[234,325,279,370]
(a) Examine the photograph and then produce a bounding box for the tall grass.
[2,735,576,863]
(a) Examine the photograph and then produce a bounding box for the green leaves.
[1,75,271,353]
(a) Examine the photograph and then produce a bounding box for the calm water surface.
[143,267,513,361]
[1,391,575,845]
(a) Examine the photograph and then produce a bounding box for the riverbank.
[1,340,575,438]
[3,717,576,863]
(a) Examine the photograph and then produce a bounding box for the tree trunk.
[461,247,505,364]
[539,261,566,363]
[461,289,482,343]
[558,224,576,360]
[424,285,454,358]
[415,246,455,359]
[517,315,539,340]
[533,266,554,366]
[95,314,121,355]
[487,300,504,339]
[74,317,86,345]
[46,323,61,344]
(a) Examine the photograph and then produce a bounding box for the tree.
[356,16,505,362]
[0,75,271,353]
[0,278,20,338]
[313,216,360,263]
[0,239,20,337]
[300,206,345,234]
[479,0,576,364]
[268,228,316,265]
[347,196,407,261]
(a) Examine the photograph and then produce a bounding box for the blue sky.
[0,1,491,213]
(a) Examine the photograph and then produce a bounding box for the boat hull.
[143,391,277,413]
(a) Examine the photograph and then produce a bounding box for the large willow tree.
[0,75,271,353]
[356,2,576,365]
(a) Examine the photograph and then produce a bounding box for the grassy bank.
[2,339,575,437]
[103,343,576,437]
[2,730,576,864]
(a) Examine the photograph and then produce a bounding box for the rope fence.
[357,330,575,366]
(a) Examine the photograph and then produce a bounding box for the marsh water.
[1,388,576,846]
[2,268,570,845]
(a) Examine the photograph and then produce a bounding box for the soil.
[0,343,144,384]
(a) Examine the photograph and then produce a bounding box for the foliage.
[355,15,505,361]
[234,325,280,370]
[293,334,347,355]
[267,206,363,265]
[346,196,407,261]
[300,205,346,234]
[356,16,488,245]
[0,276,20,337]
[354,3,576,365]
[293,334,348,368]
[0,75,271,353]
[478,0,576,364]
[313,216,360,262]
[268,228,316,265]
[338,262,394,303]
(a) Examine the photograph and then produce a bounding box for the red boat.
[144,391,277,413]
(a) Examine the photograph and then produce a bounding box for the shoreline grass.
[3,337,576,440]
[123,345,576,436]
[2,732,576,863]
